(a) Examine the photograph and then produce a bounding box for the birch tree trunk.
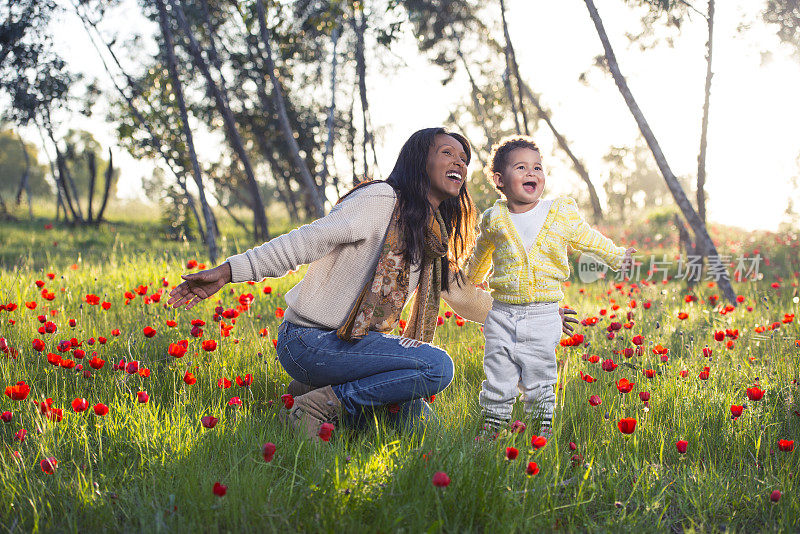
[353,6,373,178]
[255,0,325,218]
[319,25,341,205]
[697,0,715,226]
[583,0,737,304]
[86,151,96,223]
[15,132,33,218]
[157,0,219,262]
[170,0,270,240]
[499,0,529,135]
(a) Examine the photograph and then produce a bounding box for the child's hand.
[621,247,637,273]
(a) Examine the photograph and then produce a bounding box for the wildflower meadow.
[1,217,799,532]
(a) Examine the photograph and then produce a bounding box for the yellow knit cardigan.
[466,197,626,304]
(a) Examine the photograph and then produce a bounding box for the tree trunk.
[15,132,33,218]
[95,149,113,223]
[499,0,529,135]
[353,7,373,178]
[348,92,358,186]
[319,25,341,207]
[583,0,736,305]
[170,0,270,241]
[254,0,325,218]
[86,151,96,223]
[212,188,249,235]
[457,48,496,158]
[53,145,81,223]
[697,0,714,227]
[157,0,219,263]
[519,82,604,223]
[502,68,522,134]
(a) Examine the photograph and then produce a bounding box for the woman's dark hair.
[385,127,476,292]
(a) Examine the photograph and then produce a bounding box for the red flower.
[432,471,451,487]
[639,391,650,402]
[699,367,710,380]
[212,482,227,497]
[32,339,45,352]
[588,395,602,406]
[275,307,285,318]
[190,326,204,338]
[617,418,637,434]
[25,301,37,310]
[111,329,120,336]
[616,378,635,393]
[143,326,157,338]
[202,339,217,352]
[730,405,744,417]
[505,447,519,460]
[777,439,794,452]
[652,344,668,355]
[168,342,188,358]
[14,428,27,442]
[201,415,219,428]
[71,398,89,412]
[622,348,634,358]
[137,391,149,404]
[217,377,232,389]
[531,435,547,449]
[525,462,539,476]
[89,356,105,369]
[101,302,111,310]
[40,457,58,474]
[5,381,31,401]
[228,396,242,407]
[281,394,294,409]
[1,411,12,423]
[746,386,764,401]
[631,335,644,346]
[318,422,334,442]
[702,347,713,357]
[263,286,272,294]
[587,355,600,363]
[677,312,689,320]
[678,369,688,378]
[166,320,177,327]
[714,331,725,342]
[85,294,100,305]
[44,321,57,334]
[771,490,781,503]
[601,359,618,372]
[236,374,253,387]
[262,442,276,462]
[187,259,198,269]
[676,440,688,454]
[94,403,109,416]
[580,371,596,383]
[183,371,196,385]
[643,369,656,379]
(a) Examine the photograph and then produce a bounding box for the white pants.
[480,301,562,424]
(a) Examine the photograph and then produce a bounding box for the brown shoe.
[287,380,316,397]
[285,385,341,441]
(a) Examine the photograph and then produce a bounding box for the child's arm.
[563,197,631,271]
[464,211,495,285]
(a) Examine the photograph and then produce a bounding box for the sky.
[24,0,800,232]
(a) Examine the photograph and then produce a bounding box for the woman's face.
[425,134,468,209]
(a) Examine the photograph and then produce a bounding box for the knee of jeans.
[421,347,454,392]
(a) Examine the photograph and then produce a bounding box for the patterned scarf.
[337,181,448,343]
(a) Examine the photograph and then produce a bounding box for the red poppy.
[111,329,120,336]
[236,374,253,387]
[746,386,765,401]
[183,371,196,385]
[677,312,689,320]
[201,416,219,428]
[25,301,37,310]
[617,418,637,434]
[601,359,618,372]
[44,321,57,334]
[32,338,45,352]
[262,442,276,462]
[143,327,156,338]
[1,411,11,423]
[168,342,187,358]
[652,344,668,355]
[678,369,688,378]
[580,371,596,383]
[5,381,31,401]
[777,439,794,452]
[622,348,634,358]
[94,403,109,416]
[190,326,204,338]
[616,378,635,393]
[166,320,177,328]
[587,355,600,364]
[588,395,602,406]
[263,286,272,294]
[126,361,139,374]
[89,356,105,369]
[217,377,232,389]
[455,318,465,327]
[632,335,644,346]
[702,347,713,357]
[228,396,242,407]
[531,435,547,449]
[505,447,519,460]
[318,422,334,442]
[525,462,539,476]
[85,294,100,305]
[639,391,650,402]
[202,339,217,352]
[643,369,656,379]
[275,307,285,318]
[98,337,107,344]
[730,405,744,417]
[281,394,294,409]
[676,440,688,454]
[101,302,111,310]
[714,331,725,342]
[771,490,781,502]
[432,471,451,487]
[510,420,526,433]
[137,391,149,404]
[212,482,227,497]
[71,398,89,412]
[40,457,58,474]
[14,428,27,442]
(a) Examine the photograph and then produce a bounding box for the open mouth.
[523,181,537,193]
[446,171,463,184]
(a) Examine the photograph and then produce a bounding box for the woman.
[167,127,577,439]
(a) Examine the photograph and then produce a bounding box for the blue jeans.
[276,321,454,432]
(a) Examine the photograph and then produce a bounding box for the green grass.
[0,215,799,532]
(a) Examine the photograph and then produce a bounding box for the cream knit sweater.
[226,182,493,330]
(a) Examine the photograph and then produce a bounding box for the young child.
[466,136,634,436]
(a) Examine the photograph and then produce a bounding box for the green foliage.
[0,129,52,199]
[0,220,799,531]
[60,129,119,202]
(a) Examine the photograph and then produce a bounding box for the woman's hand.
[559,307,579,335]
[167,263,232,310]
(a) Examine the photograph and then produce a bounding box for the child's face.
[493,147,545,209]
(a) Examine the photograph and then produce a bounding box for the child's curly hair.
[484,135,540,195]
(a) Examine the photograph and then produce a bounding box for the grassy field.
[0,214,799,532]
